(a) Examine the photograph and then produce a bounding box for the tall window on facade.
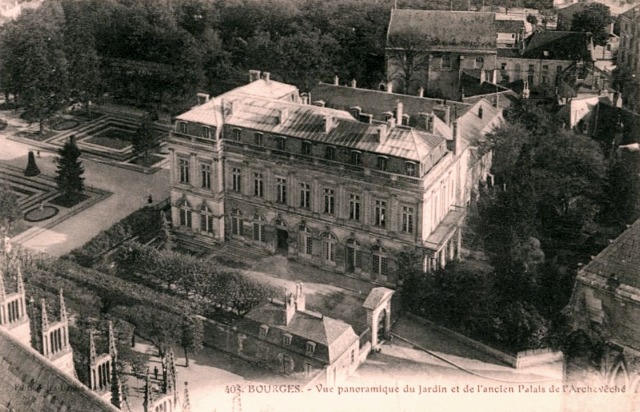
[306,341,316,355]
[402,206,414,234]
[349,194,360,221]
[253,173,263,197]
[442,55,451,70]
[528,64,535,84]
[325,146,336,161]
[201,126,212,139]
[514,63,521,81]
[474,56,484,69]
[276,137,286,151]
[231,210,243,236]
[323,188,335,214]
[178,122,187,134]
[232,128,241,142]
[179,158,190,184]
[405,162,417,177]
[200,205,214,234]
[200,163,211,189]
[232,168,242,192]
[555,65,563,85]
[253,216,265,242]
[377,156,387,171]
[179,200,192,228]
[345,238,362,272]
[300,226,313,255]
[254,132,263,146]
[276,177,287,204]
[541,65,549,84]
[374,200,386,228]
[300,183,311,209]
[350,151,362,165]
[372,245,389,277]
[322,233,337,263]
[301,141,312,155]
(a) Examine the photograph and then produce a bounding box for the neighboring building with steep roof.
[169,71,495,284]
[566,219,640,395]
[497,30,595,96]
[386,9,498,99]
[618,5,640,111]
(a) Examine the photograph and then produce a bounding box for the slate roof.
[580,219,640,289]
[496,19,525,33]
[243,301,358,364]
[521,31,593,61]
[0,328,119,412]
[387,9,497,51]
[222,94,445,163]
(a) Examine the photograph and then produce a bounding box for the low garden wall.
[405,313,563,369]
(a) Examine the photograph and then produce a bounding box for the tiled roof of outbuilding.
[0,328,119,412]
[387,9,497,51]
[243,301,358,363]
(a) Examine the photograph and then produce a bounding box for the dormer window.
[177,122,187,134]
[405,162,417,177]
[401,114,410,126]
[382,112,393,122]
[232,128,241,142]
[283,333,292,346]
[201,126,212,139]
[325,146,336,161]
[474,57,484,69]
[259,325,269,339]
[377,156,387,171]
[306,341,316,355]
[254,132,264,146]
[350,151,362,165]
[276,136,286,151]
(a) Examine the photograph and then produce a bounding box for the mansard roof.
[387,9,497,51]
[222,94,446,163]
[241,300,358,363]
[579,219,640,290]
[521,31,593,61]
[0,328,119,412]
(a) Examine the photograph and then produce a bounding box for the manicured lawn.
[85,134,131,150]
[17,130,57,141]
[51,119,79,131]
[24,205,59,222]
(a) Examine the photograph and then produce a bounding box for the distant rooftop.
[522,30,593,61]
[387,9,497,51]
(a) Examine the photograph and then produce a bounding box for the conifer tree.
[55,136,85,203]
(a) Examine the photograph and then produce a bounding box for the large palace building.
[168,71,503,285]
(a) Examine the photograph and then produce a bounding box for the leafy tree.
[493,301,550,351]
[132,122,155,161]
[0,182,21,235]
[386,31,430,94]
[571,3,612,46]
[607,150,640,225]
[526,14,538,26]
[110,358,121,408]
[180,315,203,367]
[55,136,85,203]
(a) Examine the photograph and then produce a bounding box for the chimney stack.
[278,108,289,125]
[334,75,339,86]
[295,283,305,311]
[375,124,388,142]
[262,72,271,82]
[284,291,296,326]
[418,87,424,98]
[386,82,393,93]
[396,101,404,126]
[249,70,261,82]
[447,121,461,155]
[301,92,310,105]
[323,115,334,133]
[351,79,357,88]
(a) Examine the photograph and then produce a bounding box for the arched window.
[231,209,243,236]
[179,199,192,228]
[200,204,214,234]
[322,233,337,263]
[372,244,389,278]
[345,238,362,272]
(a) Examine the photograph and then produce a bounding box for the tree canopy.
[571,3,612,46]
